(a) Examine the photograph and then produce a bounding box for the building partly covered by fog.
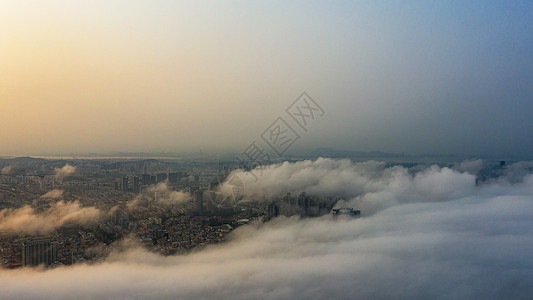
[331,208,361,218]
[21,238,58,267]
[266,192,335,220]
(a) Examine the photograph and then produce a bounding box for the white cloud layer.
[1,159,532,299]
[0,201,101,235]
[223,158,478,214]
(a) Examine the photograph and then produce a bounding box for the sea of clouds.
[1,158,532,299]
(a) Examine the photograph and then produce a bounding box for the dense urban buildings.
[0,155,277,268]
[0,155,516,270]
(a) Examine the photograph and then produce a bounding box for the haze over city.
[1,1,533,300]
[2,1,532,157]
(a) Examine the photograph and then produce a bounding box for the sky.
[1,1,532,157]
[1,159,533,299]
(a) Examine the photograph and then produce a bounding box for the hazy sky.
[1,1,532,157]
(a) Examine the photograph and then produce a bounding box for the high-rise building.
[22,239,58,267]
[142,173,151,186]
[193,190,204,215]
[121,177,129,192]
[267,202,280,220]
[133,176,140,193]
[206,191,217,214]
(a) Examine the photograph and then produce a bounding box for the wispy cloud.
[54,164,76,178]
[0,201,101,235]
[1,166,12,174]
[128,182,191,208]
[40,189,64,200]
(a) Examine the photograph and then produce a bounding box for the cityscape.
[2,1,533,299]
[0,155,358,268]
[0,155,521,270]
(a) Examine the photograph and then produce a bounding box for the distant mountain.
[6,156,47,163]
[305,147,397,158]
